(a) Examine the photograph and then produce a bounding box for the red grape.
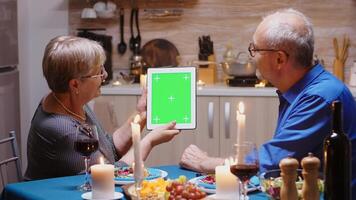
[166,185,173,192]
[166,180,207,200]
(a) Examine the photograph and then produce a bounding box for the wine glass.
[74,124,99,191]
[230,141,259,200]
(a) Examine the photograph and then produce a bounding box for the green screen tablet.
[147,67,196,130]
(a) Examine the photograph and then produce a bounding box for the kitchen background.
[16,0,356,170]
[69,0,356,82]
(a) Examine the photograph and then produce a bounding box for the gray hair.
[42,36,106,92]
[261,8,314,68]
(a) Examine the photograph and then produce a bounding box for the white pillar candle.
[215,159,240,199]
[236,101,246,163]
[91,157,115,199]
[140,74,147,88]
[131,114,144,182]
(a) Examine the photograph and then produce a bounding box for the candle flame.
[100,157,104,165]
[133,114,141,124]
[238,102,245,114]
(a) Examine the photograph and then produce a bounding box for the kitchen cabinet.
[94,92,279,166]
[218,97,279,158]
[144,96,220,167]
[94,95,138,134]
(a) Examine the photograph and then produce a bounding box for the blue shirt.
[259,64,356,193]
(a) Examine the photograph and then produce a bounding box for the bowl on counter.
[259,169,324,200]
[112,73,135,85]
[96,10,115,18]
[220,61,256,77]
[220,52,256,77]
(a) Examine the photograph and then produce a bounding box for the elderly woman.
[25,36,180,180]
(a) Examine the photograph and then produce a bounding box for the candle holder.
[134,178,143,199]
[133,162,144,199]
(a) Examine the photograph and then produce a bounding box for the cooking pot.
[220,52,256,77]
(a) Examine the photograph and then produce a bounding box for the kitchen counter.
[100,82,356,98]
[101,82,278,97]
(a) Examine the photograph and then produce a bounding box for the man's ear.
[275,51,289,71]
[276,51,287,64]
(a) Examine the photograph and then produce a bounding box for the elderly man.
[180,8,356,196]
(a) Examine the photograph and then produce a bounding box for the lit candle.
[131,114,144,183]
[215,159,239,199]
[91,157,115,199]
[140,74,147,88]
[197,79,205,86]
[236,102,246,163]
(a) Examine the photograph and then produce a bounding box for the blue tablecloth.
[1,165,267,200]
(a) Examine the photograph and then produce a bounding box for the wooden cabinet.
[93,94,279,166]
[94,95,137,134]
[144,96,220,167]
[219,97,279,158]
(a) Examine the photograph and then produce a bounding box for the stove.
[226,76,259,87]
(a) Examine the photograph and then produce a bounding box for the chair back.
[0,131,22,189]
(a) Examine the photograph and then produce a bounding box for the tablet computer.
[147,67,196,130]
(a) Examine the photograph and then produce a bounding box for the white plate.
[188,176,215,194]
[114,169,168,185]
[189,176,260,194]
[81,191,123,200]
[205,194,247,200]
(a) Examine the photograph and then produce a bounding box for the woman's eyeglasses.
[248,43,289,58]
[81,66,105,79]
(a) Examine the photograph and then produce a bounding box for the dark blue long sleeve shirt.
[259,64,356,195]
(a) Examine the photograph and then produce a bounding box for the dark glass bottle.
[323,101,351,200]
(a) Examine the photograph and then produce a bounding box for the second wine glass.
[230,141,259,199]
[74,124,99,192]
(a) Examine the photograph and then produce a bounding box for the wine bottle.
[323,101,351,200]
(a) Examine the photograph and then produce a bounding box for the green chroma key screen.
[147,67,196,130]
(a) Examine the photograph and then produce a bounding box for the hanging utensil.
[117,8,127,55]
[133,8,141,54]
[129,8,141,55]
[129,8,135,52]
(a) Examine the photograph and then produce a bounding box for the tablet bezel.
[147,67,196,130]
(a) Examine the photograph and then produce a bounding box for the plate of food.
[114,167,168,185]
[189,174,260,194]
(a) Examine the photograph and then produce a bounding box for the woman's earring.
[75,90,79,95]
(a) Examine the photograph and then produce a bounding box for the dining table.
[1,165,269,200]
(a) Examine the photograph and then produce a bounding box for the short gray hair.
[262,8,314,68]
[42,36,106,92]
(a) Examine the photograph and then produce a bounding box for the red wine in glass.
[74,138,99,157]
[231,142,259,198]
[230,164,259,182]
[75,124,99,192]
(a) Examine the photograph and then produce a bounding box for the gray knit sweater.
[24,103,125,180]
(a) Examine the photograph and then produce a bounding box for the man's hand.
[180,144,224,173]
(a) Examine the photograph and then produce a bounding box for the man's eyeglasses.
[248,43,289,58]
[81,65,105,79]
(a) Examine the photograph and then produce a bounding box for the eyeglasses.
[248,43,289,58]
[81,65,105,79]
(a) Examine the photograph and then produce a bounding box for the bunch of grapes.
[166,181,207,200]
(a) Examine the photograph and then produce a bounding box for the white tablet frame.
[147,67,196,130]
